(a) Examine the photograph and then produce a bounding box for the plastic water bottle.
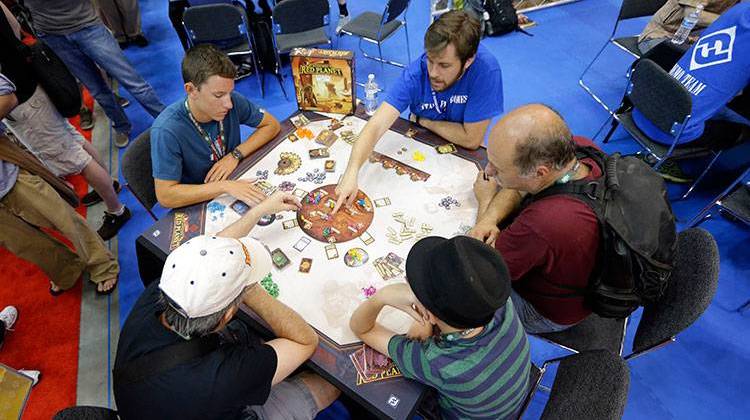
[671,4,704,45]
[364,74,378,116]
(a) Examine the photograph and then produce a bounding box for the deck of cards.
[349,345,402,385]
[372,252,404,280]
[309,148,330,159]
[435,143,458,154]
[270,248,290,269]
[315,129,338,147]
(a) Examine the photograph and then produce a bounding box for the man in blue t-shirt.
[632,2,750,181]
[151,44,281,208]
[333,11,503,212]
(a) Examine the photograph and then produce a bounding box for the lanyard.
[184,100,226,161]
[431,90,445,115]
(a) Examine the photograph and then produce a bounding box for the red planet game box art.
[290,48,356,115]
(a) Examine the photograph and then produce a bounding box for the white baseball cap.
[159,235,272,318]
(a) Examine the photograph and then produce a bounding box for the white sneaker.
[18,370,40,387]
[336,15,350,34]
[0,306,17,330]
[114,131,130,148]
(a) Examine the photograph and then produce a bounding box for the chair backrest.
[183,3,248,48]
[631,228,719,354]
[619,0,668,20]
[628,59,692,136]
[272,0,329,34]
[639,40,689,71]
[121,129,158,213]
[53,406,119,420]
[536,314,626,354]
[383,0,410,25]
[541,350,630,420]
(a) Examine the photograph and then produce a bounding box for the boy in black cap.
[350,236,531,420]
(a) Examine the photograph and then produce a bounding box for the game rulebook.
[290,48,356,115]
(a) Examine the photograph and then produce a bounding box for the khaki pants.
[94,0,143,41]
[0,170,119,289]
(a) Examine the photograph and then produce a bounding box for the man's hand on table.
[222,179,266,204]
[332,170,359,214]
[256,191,301,215]
[205,154,240,183]
[468,220,501,246]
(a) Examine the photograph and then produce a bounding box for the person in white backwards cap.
[113,191,340,420]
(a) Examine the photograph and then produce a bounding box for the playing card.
[282,219,298,230]
[315,129,338,147]
[291,114,310,128]
[374,197,391,207]
[293,237,311,252]
[309,148,330,159]
[329,119,343,131]
[288,133,299,142]
[292,188,307,199]
[230,200,250,215]
[270,248,290,269]
[349,347,368,378]
[405,128,418,138]
[359,231,374,245]
[435,143,458,154]
[325,244,339,260]
[299,258,312,273]
[386,252,404,267]
[363,345,394,376]
[324,160,336,172]
[254,180,277,196]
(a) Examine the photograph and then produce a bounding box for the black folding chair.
[689,165,750,228]
[182,3,264,95]
[271,0,331,53]
[535,314,628,355]
[602,59,740,199]
[337,0,412,69]
[624,228,719,360]
[579,0,667,114]
[121,129,158,221]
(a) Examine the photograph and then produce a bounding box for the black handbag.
[19,39,82,118]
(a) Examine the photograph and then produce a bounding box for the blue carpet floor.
[112,0,750,418]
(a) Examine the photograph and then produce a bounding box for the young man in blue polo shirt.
[334,10,504,212]
[633,2,750,182]
[152,44,281,208]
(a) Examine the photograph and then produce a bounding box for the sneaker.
[336,15,350,34]
[98,206,131,241]
[118,39,129,50]
[132,34,149,47]
[79,107,94,130]
[116,95,130,108]
[81,180,122,207]
[18,370,40,387]
[115,131,129,148]
[655,160,693,184]
[0,306,17,330]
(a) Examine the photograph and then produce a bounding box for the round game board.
[297,184,374,243]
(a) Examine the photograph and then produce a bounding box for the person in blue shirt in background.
[151,44,281,208]
[633,2,750,183]
[334,10,504,212]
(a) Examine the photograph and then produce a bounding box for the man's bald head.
[489,104,574,177]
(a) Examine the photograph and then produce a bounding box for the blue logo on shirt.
[690,26,736,71]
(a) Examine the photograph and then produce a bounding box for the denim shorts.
[510,289,573,334]
[242,375,318,420]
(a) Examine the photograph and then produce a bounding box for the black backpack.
[523,146,677,318]
[483,0,525,37]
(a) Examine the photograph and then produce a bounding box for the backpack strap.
[113,333,220,387]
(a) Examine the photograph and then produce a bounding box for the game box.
[290,48,356,115]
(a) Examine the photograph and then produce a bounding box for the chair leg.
[250,53,263,98]
[579,39,616,116]
[404,20,411,64]
[680,151,723,200]
[602,117,620,143]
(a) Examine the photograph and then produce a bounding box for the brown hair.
[181,44,236,87]
[512,106,576,176]
[424,10,481,66]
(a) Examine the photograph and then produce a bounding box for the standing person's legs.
[0,204,87,291]
[37,32,132,136]
[70,24,165,119]
[94,0,128,43]
[1,171,120,290]
[4,86,125,214]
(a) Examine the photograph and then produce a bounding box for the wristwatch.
[231,148,244,161]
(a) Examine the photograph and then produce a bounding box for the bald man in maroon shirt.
[469,104,601,333]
